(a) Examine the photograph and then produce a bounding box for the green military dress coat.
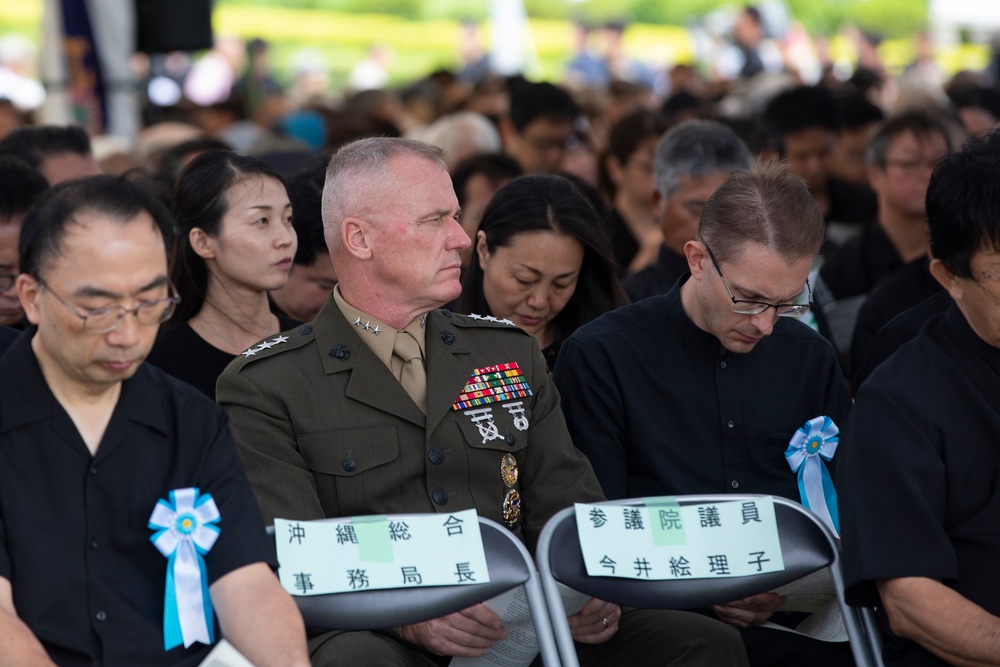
[217,298,604,554]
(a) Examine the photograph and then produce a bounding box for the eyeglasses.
[701,240,813,317]
[525,133,580,153]
[38,278,180,334]
[883,156,943,174]
[0,274,15,292]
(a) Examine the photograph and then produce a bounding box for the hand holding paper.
[401,604,506,657]
[712,591,788,628]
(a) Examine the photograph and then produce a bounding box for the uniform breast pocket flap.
[297,426,399,477]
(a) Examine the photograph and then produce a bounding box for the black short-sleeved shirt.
[819,218,904,302]
[849,257,942,382]
[0,332,273,667]
[608,206,641,276]
[0,325,18,358]
[825,176,878,228]
[553,276,852,501]
[622,244,689,303]
[853,290,952,391]
[840,304,1000,666]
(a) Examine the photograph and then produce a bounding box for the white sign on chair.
[275,509,490,595]
[575,497,785,580]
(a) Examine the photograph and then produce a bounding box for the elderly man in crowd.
[0,176,308,666]
[624,119,753,302]
[218,137,748,666]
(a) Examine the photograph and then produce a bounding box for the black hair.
[19,175,171,277]
[508,81,580,132]
[152,137,232,193]
[598,108,670,199]
[459,174,626,350]
[0,156,49,222]
[764,86,841,145]
[0,124,92,172]
[451,153,523,208]
[836,91,885,131]
[927,129,1000,279]
[169,150,288,324]
[287,162,327,267]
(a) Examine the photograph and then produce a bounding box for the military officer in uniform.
[217,138,748,666]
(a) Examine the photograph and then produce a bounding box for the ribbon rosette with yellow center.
[784,416,840,537]
[148,487,221,650]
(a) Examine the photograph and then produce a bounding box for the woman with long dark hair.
[459,174,627,370]
[146,150,297,398]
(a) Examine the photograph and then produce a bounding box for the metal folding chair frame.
[536,494,875,667]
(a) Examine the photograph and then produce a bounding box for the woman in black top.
[458,174,626,371]
[147,150,297,398]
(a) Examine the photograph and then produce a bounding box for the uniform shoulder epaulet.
[446,310,523,331]
[230,323,316,370]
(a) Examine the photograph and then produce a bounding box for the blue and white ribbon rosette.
[148,487,221,650]
[785,416,840,537]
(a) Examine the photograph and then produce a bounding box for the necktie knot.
[393,331,421,363]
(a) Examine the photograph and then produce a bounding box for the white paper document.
[449,583,590,667]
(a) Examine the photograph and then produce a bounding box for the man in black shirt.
[624,120,752,302]
[816,110,952,367]
[556,159,852,667]
[0,176,308,666]
[841,128,1000,667]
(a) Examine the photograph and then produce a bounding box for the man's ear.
[929,258,962,301]
[342,217,373,260]
[684,239,709,280]
[189,228,215,260]
[15,274,41,325]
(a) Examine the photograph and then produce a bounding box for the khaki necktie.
[392,331,427,414]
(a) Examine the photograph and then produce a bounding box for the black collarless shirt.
[622,244,689,303]
[819,219,905,301]
[0,332,273,666]
[554,276,851,501]
[841,304,1000,666]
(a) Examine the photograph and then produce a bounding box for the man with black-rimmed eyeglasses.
[555,158,854,667]
[0,176,309,667]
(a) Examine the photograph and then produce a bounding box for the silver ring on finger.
[602,617,609,628]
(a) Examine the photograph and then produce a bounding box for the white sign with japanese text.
[275,510,490,595]
[575,497,785,580]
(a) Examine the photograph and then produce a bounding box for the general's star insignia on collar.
[372,325,381,335]
[468,313,485,320]
[256,340,275,349]
[483,315,498,323]
[362,320,372,331]
[272,335,289,344]
[420,313,428,327]
[353,317,362,327]
[242,347,258,357]
[498,319,515,326]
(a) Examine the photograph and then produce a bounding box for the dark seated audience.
[841,128,1000,667]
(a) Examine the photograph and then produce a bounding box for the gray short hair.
[654,120,753,199]
[322,137,448,237]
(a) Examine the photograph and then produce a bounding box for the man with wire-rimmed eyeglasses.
[555,158,854,667]
[0,176,309,667]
